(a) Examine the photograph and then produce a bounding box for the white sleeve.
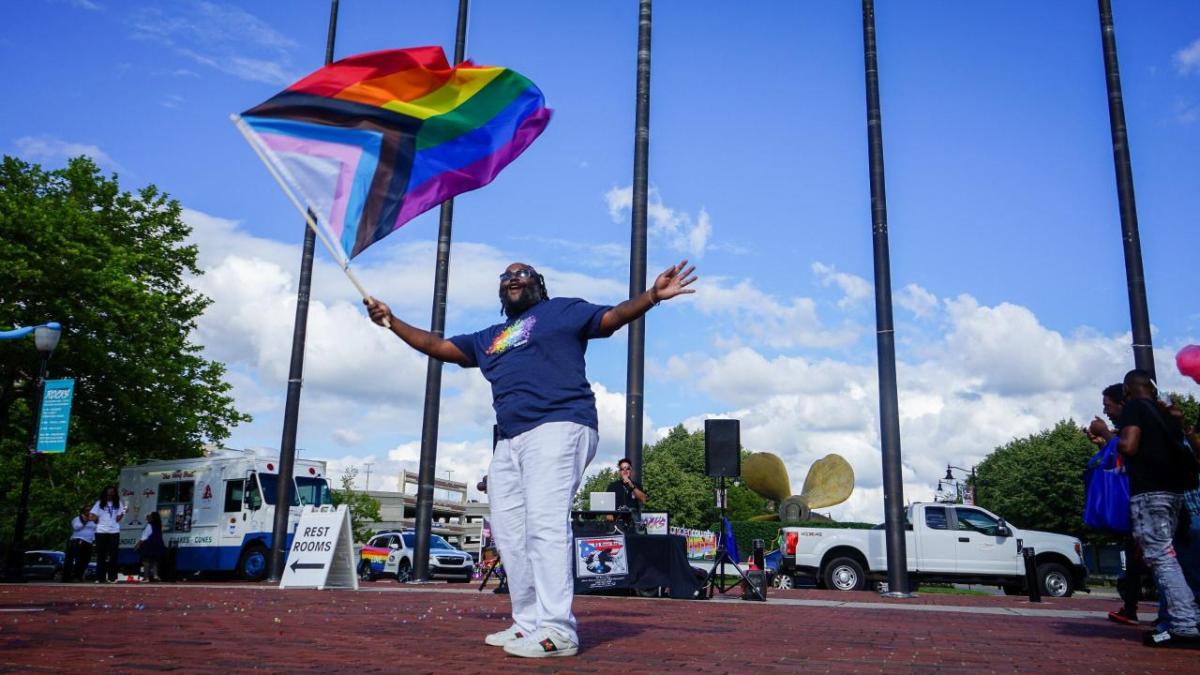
[89,502,102,519]
[140,524,152,542]
[71,517,83,533]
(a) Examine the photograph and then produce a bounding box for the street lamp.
[2,322,62,582]
[942,464,977,505]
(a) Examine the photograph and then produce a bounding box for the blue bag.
[1083,438,1130,533]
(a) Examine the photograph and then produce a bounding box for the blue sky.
[5,1,1198,521]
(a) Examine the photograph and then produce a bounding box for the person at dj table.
[607,457,647,511]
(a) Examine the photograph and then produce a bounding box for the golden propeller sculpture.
[742,452,855,521]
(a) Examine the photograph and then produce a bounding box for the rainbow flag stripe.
[360,546,389,563]
[241,46,551,260]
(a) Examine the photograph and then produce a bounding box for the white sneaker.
[503,629,579,658]
[484,625,527,647]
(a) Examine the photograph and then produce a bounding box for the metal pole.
[624,0,652,483]
[861,0,911,598]
[413,0,470,583]
[1097,0,1154,378]
[2,354,49,582]
[267,0,340,583]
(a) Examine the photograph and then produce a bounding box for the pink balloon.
[1177,345,1200,384]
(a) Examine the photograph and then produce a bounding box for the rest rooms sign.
[37,378,75,453]
[279,505,358,590]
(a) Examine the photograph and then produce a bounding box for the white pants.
[489,421,597,644]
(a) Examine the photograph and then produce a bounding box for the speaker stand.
[702,477,763,600]
[478,548,507,594]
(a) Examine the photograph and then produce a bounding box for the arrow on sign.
[290,560,325,572]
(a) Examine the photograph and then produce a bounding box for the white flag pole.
[230,114,390,327]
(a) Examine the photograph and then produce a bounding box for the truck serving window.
[156,480,194,533]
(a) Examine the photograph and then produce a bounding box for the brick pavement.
[0,581,1194,673]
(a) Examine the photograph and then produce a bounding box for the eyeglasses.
[619,466,632,472]
[499,268,535,282]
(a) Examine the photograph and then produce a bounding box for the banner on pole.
[37,378,75,453]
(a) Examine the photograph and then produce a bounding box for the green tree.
[974,420,1096,540]
[331,466,382,543]
[575,425,772,529]
[0,155,249,549]
[1167,392,1198,430]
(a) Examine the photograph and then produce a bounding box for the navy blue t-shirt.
[448,297,612,439]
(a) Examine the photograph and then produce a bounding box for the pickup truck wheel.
[771,573,794,590]
[823,557,866,592]
[1038,562,1073,598]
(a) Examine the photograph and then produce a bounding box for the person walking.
[136,511,166,582]
[90,486,125,583]
[365,260,696,658]
[1117,369,1200,646]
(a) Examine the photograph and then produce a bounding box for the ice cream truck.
[117,449,332,580]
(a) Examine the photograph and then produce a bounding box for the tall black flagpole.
[624,0,652,483]
[412,0,470,583]
[268,0,339,583]
[861,0,911,597]
[1098,0,1154,378]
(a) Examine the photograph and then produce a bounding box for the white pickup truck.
[777,502,1088,597]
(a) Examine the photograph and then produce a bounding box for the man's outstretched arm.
[598,260,698,336]
[365,298,471,366]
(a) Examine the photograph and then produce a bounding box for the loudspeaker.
[742,570,768,601]
[704,419,740,478]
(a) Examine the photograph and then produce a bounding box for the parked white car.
[358,531,473,582]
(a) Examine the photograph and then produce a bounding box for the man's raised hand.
[653,260,698,302]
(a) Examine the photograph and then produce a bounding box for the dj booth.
[570,511,701,599]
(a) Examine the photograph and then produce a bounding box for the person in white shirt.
[90,486,125,583]
[63,506,97,582]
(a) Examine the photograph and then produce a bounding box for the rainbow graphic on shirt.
[486,317,536,356]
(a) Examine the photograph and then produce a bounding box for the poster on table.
[639,512,669,535]
[573,535,629,592]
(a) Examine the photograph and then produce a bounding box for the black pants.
[63,538,93,581]
[94,533,119,581]
[1118,536,1147,614]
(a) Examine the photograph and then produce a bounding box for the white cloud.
[897,283,940,318]
[129,2,299,85]
[691,276,861,349]
[1175,38,1200,76]
[13,135,121,171]
[605,186,713,258]
[332,428,365,447]
[657,292,1174,523]
[812,262,872,309]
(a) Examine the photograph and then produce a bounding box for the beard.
[501,284,542,319]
